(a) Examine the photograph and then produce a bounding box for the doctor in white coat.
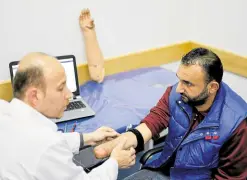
[0,52,136,180]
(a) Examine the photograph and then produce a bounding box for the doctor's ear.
[26,86,44,106]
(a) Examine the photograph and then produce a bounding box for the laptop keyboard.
[65,101,86,111]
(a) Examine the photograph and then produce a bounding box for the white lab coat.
[0,99,118,180]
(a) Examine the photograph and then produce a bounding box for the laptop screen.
[59,58,77,93]
[10,58,77,93]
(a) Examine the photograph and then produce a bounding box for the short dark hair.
[13,66,46,99]
[181,47,223,84]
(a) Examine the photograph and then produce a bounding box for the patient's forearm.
[94,123,152,158]
[83,30,105,82]
[93,132,136,159]
[136,123,152,144]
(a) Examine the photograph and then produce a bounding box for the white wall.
[191,0,247,56]
[190,0,247,101]
[0,0,190,81]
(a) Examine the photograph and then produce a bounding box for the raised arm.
[79,9,105,83]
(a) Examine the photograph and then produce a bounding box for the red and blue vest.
[144,82,247,180]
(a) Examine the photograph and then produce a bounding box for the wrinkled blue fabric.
[57,67,177,133]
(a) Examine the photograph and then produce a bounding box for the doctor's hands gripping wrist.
[94,131,138,159]
[110,138,136,169]
[83,126,119,146]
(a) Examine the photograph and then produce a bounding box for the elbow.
[89,67,105,83]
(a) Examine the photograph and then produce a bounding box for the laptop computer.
[9,55,95,123]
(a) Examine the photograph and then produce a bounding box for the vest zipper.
[175,100,195,145]
[160,101,195,169]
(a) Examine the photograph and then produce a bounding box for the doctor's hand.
[110,138,136,168]
[79,8,95,32]
[94,132,137,159]
[83,126,119,146]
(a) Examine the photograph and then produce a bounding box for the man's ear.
[26,87,40,107]
[208,81,219,94]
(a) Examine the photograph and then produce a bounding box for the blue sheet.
[57,67,177,133]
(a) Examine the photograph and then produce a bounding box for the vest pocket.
[175,138,219,168]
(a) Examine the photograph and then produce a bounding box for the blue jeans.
[123,169,170,180]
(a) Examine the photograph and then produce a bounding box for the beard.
[181,87,209,107]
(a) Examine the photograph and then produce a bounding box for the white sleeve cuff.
[61,132,80,154]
